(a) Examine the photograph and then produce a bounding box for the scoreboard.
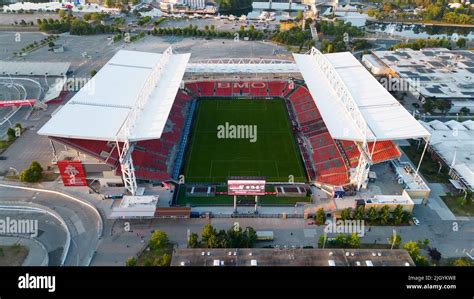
[228,178,266,196]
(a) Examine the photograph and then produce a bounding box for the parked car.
[412,217,420,226]
[104,194,124,200]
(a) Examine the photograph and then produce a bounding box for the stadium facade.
[38,47,430,197]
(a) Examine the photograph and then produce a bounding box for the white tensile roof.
[420,120,474,191]
[293,51,430,142]
[38,50,190,142]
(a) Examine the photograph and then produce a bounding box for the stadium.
[0,61,69,141]
[37,47,430,210]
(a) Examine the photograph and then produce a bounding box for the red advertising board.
[57,161,87,187]
[228,179,266,196]
[0,99,36,108]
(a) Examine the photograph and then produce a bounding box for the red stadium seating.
[53,137,120,166]
[338,140,401,167]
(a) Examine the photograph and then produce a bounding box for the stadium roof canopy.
[38,50,190,142]
[293,50,430,142]
[186,59,299,73]
[0,61,70,77]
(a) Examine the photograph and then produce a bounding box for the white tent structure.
[293,48,430,189]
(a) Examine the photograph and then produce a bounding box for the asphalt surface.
[0,209,67,266]
[0,187,101,266]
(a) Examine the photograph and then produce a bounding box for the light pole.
[391,229,397,250]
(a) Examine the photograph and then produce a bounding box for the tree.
[428,247,441,262]
[296,11,304,21]
[353,206,365,220]
[340,208,351,221]
[401,211,412,224]
[456,38,466,48]
[367,207,378,224]
[90,69,97,77]
[403,241,420,259]
[453,258,471,266]
[392,205,404,225]
[19,161,44,183]
[201,224,217,246]
[435,99,451,113]
[216,229,230,248]
[7,128,16,141]
[346,233,360,248]
[152,253,171,266]
[422,99,434,113]
[149,230,169,251]
[334,234,347,247]
[459,106,470,115]
[48,41,55,48]
[105,0,115,8]
[378,205,390,225]
[188,232,200,248]
[125,257,137,266]
[206,234,219,248]
[423,238,430,247]
[314,208,326,225]
[243,227,257,248]
[414,255,430,266]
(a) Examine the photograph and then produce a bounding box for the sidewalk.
[427,183,456,221]
[0,236,49,266]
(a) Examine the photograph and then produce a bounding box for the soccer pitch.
[183,99,307,183]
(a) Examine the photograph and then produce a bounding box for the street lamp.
[391,229,397,250]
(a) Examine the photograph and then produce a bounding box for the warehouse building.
[362,48,474,113]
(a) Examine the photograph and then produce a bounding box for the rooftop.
[294,49,430,142]
[420,119,474,191]
[0,61,70,77]
[38,49,190,142]
[369,48,474,100]
[171,248,415,267]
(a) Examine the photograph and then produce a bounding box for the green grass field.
[184,99,307,183]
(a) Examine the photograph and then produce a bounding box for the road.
[0,187,101,266]
[93,204,474,266]
[0,208,67,266]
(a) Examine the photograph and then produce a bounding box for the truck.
[256,231,274,241]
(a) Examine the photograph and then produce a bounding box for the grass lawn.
[183,99,307,183]
[0,244,29,266]
[441,193,474,217]
[400,142,451,183]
